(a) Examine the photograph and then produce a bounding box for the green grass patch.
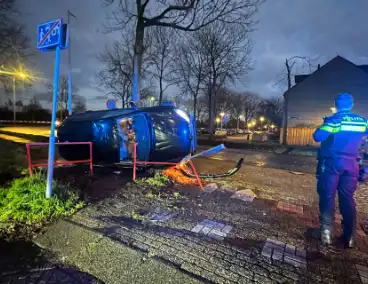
[0,172,85,227]
[135,172,170,188]
[0,140,26,181]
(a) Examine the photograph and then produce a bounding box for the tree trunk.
[159,77,163,104]
[193,95,197,120]
[209,80,216,141]
[282,92,289,145]
[132,20,145,103]
[282,60,292,145]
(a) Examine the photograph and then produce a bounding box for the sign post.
[67,10,76,116]
[37,18,68,198]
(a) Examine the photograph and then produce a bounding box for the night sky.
[14,0,368,110]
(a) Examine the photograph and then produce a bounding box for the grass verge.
[135,171,170,188]
[0,140,27,184]
[0,172,85,237]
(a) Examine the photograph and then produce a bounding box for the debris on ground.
[290,171,305,175]
[203,183,218,193]
[162,166,206,186]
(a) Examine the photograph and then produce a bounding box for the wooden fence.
[280,127,319,146]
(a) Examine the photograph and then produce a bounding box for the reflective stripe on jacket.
[314,111,368,160]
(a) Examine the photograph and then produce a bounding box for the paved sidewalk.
[0,266,101,284]
[35,180,368,284]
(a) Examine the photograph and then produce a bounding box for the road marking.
[0,127,53,137]
[0,133,32,143]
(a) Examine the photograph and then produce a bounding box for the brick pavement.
[66,181,368,284]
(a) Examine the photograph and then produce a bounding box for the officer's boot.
[341,220,355,249]
[320,227,333,245]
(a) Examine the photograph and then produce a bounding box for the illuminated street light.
[216,117,220,128]
[237,115,244,132]
[260,116,265,130]
[271,124,275,129]
[0,69,30,124]
[149,96,155,106]
[219,112,225,130]
[330,107,337,113]
[0,66,46,124]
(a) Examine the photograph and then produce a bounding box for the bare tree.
[227,91,243,117]
[196,95,208,122]
[102,0,263,97]
[0,0,30,87]
[98,26,154,107]
[258,96,283,127]
[173,33,207,119]
[46,75,81,120]
[146,26,177,104]
[73,99,87,113]
[193,23,252,138]
[242,92,260,126]
[216,87,234,116]
[274,56,318,144]
[98,40,135,108]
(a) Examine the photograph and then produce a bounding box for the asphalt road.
[196,146,317,174]
[0,125,317,174]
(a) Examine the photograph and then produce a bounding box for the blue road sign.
[37,19,63,50]
[106,99,116,109]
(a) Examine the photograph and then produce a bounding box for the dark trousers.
[316,158,359,238]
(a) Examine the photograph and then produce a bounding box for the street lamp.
[237,115,244,133]
[220,112,225,130]
[216,117,220,128]
[260,116,265,131]
[12,72,29,124]
[271,124,275,132]
[1,67,44,123]
[149,96,155,107]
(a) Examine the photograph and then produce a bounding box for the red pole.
[189,160,203,190]
[25,144,33,176]
[89,142,93,175]
[133,143,137,181]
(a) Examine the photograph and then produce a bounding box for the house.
[282,55,368,146]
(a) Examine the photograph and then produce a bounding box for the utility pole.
[12,76,16,124]
[67,10,76,116]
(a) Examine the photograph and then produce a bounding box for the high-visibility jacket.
[313,110,368,160]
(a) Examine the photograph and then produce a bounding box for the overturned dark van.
[57,105,197,164]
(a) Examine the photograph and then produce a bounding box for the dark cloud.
[14,0,368,110]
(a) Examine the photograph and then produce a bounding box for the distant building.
[282,55,368,145]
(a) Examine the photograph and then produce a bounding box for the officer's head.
[335,93,354,111]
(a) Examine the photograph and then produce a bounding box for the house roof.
[285,55,368,96]
[357,65,368,73]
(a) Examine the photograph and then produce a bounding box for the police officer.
[313,93,368,248]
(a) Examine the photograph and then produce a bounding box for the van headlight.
[175,109,190,123]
